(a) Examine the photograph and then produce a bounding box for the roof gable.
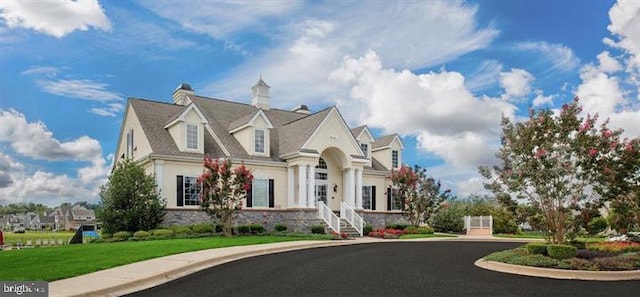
[372,134,404,151]
[301,107,363,156]
[352,125,374,143]
[228,109,274,133]
[163,103,208,128]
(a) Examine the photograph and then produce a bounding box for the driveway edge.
[475,258,640,281]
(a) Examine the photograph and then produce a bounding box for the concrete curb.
[50,240,369,297]
[475,258,640,281]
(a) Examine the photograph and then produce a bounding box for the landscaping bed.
[484,241,640,271]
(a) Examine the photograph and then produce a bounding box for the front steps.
[320,219,362,237]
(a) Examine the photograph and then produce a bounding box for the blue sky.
[1,0,639,206]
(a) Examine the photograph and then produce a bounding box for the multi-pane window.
[252,179,268,207]
[360,143,368,157]
[255,129,265,153]
[186,124,198,150]
[126,129,134,158]
[362,186,372,209]
[390,188,402,210]
[184,176,200,205]
[392,150,399,168]
[315,157,328,180]
[315,184,327,204]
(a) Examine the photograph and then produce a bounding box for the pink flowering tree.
[479,98,622,244]
[391,165,451,227]
[199,157,253,237]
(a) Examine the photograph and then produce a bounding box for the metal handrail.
[340,202,363,236]
[318,201,340,234]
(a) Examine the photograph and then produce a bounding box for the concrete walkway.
[49,235,534,297]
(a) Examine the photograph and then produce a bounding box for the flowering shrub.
[329,231,348,239]
[587,241,640,254]
[368,228,405,238]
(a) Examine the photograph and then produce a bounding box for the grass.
[0,235,328,281]
[3,231,76,245]
[494,232,606,242]
[399,233,457,239]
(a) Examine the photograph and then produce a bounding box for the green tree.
[391,165,450,227]
[99,159,165,234]
[464,196,519,234]
[479,98,619,244]
[431,200,465,233]
[199,157,253,237]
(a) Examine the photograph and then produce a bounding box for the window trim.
[186,123,199,151]
[362,185,372,210]
[183,176,200,206]
[252,179,269,207]
[254,129,266,154]
[392,150,399,169]
[360,143,368,157]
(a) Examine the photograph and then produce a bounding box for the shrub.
[133,231,150,238]
[526,242,548,255]
[386,223,408,230]
[431,202,465,232]
[484,248,529,262]
[192,223,214,234]
[587,217,608,235]
[311,225,325,234]
[417,227,434,234]
[568,239,586,250]
[215,224,225,233]
[368,231,384,238]
[546,244,577,259]
[363,224,373,235]
[587,241,640,253]
[567,258,598,271]
[404,226,419,234]
[151,229,174,237]
[576,249,616,260]
[237,224,251,234]
[113,231,132,240]
[275,224,288,232]
[383,233,400,239]
[593,254,638,271]
[173,226,192,235]
[250,223,265,234]
[508,254,560,268]
[101,233,113,239]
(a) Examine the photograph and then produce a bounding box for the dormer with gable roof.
[229,109,274,157]
[351,125,374,166]
[372,134,404,170]
[164,102,208,154]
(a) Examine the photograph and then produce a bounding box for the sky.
[1,0,639,206]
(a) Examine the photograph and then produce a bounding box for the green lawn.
[494,233,545,239]
[0,236,328,281]
[399,234,457,239]
[3,231,76,245]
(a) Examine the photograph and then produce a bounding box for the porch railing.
[318,201,340,234]
[340,202,363,237]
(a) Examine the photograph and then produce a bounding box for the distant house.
[49,204,97,231]
[0,212,41,231]
[113,78,408,233]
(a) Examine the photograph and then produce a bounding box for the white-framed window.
[252,179,268,207]
[390,187,402,210]
[360,143,368,157]
[184,176,200,205]
[315,157,328,180]
[315,157,328,204]
[315,184,327,204]
[186,124,198,150]
[255,129,265,153]
[362,186,372,209]
[392,150,399,168]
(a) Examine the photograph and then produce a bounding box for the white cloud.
[0,0,111,38]
[168,1,499,107]
[20,66,59,77]
[331,51,514,169]
[77,154,112,186]
[606,0,640,71]
[500,68,534,100]
[514,41,580,72]
[532,90,554,107]
[38,79,121,102]
[89,102,124,117]
[465,60,503,92]
[0,109,102,161]
[597,51,622,73]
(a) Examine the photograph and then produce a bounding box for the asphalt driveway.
[126,241,640,297]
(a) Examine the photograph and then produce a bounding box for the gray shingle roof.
[129,95,390,173]
[350,125,366,138]
[372,134,399,149]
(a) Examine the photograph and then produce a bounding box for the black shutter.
[176,175,184,207]
[371,186,376,210]
[268,179,275,208]
[246,181,253,208]
[387,186,392,211]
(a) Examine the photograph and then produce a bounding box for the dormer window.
[186,124,198,150]
[255,129,265,153]
[392,150,399,168]
[360,143,368,157]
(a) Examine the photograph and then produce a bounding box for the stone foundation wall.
[163,209,408,232]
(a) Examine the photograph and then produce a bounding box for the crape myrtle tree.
[100,159,165,234]
[391,165,450,227]
[479,97,625,244]
[198,157,253,237]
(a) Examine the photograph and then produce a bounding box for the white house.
[114,78,407,235]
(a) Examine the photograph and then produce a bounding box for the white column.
[355,168,363,209]
[298,164,307,207]
[154,160,164,194]
[343,168,355,207]
[287,166,294,208]
[308,165,316,208]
